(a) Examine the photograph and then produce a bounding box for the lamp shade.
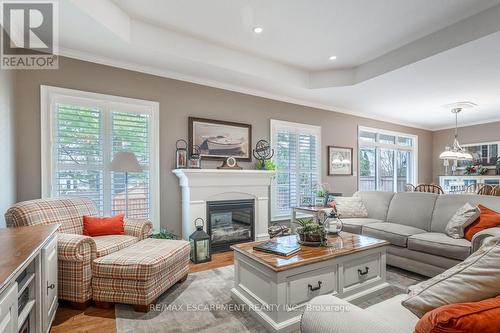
[110,152,142,172]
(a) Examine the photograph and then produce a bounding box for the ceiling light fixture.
[253,27,263,34]
[329,55,337,61]
[439,103,476,161]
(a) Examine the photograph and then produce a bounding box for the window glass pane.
[397,150,412,192]
[111,111,151,219]
[359,131,376,142]
[398,137,413,146]
[359,147,376,191]
[379,149,394,191]
[379,134,395,144]
[55,170,104,214]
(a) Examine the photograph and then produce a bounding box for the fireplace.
[207,199,255,252]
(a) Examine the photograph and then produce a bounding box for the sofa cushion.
[94,235,139,257]
[341,218,383,234]
[362,222,426,247]
[408,233,471,261]
[92,238,190,281]
[335,196,368,218]
[402,236,500,318]
[431,194,500,233]
[464,205,500,241]
[355,191,395,220]
[386,192,438,231]
[444,203,480,239]
[414,296,500,333]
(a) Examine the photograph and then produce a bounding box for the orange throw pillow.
[464,205,500,241]
[414,296,500,333]
[83,214,125,237]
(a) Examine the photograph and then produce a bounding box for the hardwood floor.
[50,251,234,333]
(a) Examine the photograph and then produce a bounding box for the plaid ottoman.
[92,238,190,312]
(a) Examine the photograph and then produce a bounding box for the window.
[41,86,159,228]
[271,120,321,220]
[358,127,417,192]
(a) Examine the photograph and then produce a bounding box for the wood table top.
[231,232,388,272]
[0,224,59,292]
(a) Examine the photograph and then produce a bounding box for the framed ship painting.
[328,146,353,176]
[189,117,252,161]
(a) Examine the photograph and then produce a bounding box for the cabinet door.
[0,283,18,333]
[42,235,58,332]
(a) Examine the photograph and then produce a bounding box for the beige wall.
[0,69,16,228]
[432,121,500,182]
[14,56,433,235]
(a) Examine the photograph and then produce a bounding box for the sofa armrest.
[472,227,500,252]
[57,233,96,262]
[124,218,153,240]
[301,295,403,333]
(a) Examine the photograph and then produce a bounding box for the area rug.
[115,265,424,333]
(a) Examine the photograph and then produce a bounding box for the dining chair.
[405,184,416,192]
[414,184,444,194]
[477,184,495,196]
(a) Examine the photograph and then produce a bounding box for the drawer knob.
[358,266,369,276]
[48,283,55,289]
[308,281,322,292]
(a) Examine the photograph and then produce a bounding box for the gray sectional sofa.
[343,191,500,277]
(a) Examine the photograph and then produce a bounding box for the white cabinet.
[0,283,18,333]
[42,235,58,332]
[440,176,500,193]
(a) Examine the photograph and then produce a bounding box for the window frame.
[270,119,321,221]
[357,126,418,192]
[40,85,160,229]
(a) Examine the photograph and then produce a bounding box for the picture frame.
[328,146,353,176]
[188,117,252,161]
[324,192,343,206]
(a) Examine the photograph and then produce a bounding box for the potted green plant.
[294,218,327,246]
[150,228,177,239]
[256,159,277,170]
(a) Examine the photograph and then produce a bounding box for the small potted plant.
[150,228,178,239]
[294,218,327,246]
[313,183,329,206]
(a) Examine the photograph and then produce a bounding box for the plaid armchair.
[5,197,153,304]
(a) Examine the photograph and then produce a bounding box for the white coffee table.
[231,232,389,332]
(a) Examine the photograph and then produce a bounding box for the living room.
[1,1,500,333]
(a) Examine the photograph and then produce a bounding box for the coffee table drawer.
[287,266,336,306]
[343,253,381,289]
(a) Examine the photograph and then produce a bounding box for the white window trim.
[357,126,418,191]
[270,119,321,221]
[40,85,160,230]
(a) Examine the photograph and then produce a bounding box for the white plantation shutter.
[42,86,159,225]
[271,120,321,220]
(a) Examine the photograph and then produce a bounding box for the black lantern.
[189,145,202,169]
[176,139,188,169]
[189,218,211,263]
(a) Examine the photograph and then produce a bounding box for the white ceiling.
[112,0,499,70]
[56,0,500,130]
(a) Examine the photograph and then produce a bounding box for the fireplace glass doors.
[207,199,255,252]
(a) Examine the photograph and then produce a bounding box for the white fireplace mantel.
[172,169,275,241]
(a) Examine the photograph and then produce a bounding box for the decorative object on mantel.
[189,218,211,264]
[294,218,327,246]
[328,146,353,175]
[439,102,476,161]
[189,117,252,161]
[268,224,291,238]
[188,145,202,169]
[253,139,276,170]
[217,156,242,169]
[176,139,188,169]
[465,164,488,176]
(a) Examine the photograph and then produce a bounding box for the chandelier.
[439,106,473,161]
